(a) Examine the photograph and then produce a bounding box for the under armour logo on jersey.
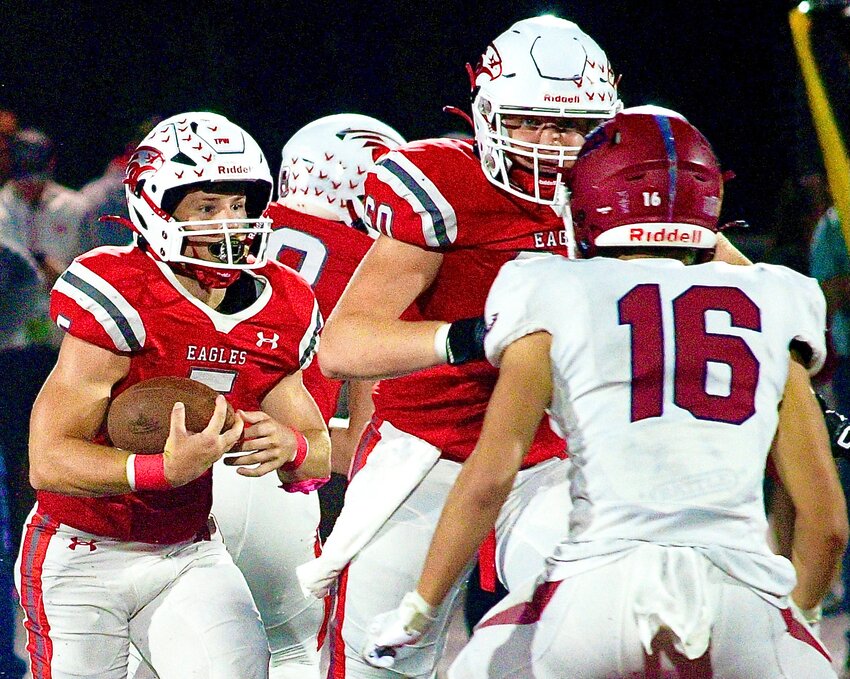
[68,537,97,552]
[256,332,279,349]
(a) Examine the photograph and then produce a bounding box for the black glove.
[446,317,487,366]
[816,392,850,461]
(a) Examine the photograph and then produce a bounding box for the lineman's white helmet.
[470,16,622,204]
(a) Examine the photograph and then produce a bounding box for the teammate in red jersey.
[16,112,330,679]
[269,113,406,471]
[308,17,753,679]
[206,113,405,679]
[302,17,616,679]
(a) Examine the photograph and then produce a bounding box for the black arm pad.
[446,317,487,366]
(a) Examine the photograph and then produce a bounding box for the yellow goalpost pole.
[789,5,850,251]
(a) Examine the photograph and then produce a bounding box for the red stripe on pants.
[326,565,350,679]
[19,512,58,679]
[348,417,383,480]
[325,417,384,676]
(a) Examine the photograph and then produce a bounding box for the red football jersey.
[42,245,321,543]
[265,203,375,423]
[364,138,567,464]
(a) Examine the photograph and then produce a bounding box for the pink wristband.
[126,453,172,491]
[280,476,329,494]
[280,429,308,472]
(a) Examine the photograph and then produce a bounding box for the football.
[106,376,236,454]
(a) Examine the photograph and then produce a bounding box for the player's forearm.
[29,437,132,496]
[29,354,134,496]
[330,426,360,475]
[417,459,516,607]
[416,337,546,606]
[774,359,849,609]
[320,314,447,380]
[300,427,332,479]
[277,427,331,482]
[791,517,847,610]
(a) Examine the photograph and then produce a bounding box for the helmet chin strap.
[173,238,249,290]
[171,262,243,290]
[507,163,563,202]
[551,183,577,260]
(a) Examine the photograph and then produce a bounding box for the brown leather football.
[106,376,236,454]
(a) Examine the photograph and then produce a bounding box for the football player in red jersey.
[268,113,406,477]
[309,17,754,679]
[208,114,405,679]
[305,16,615,679]
[16,112,331,679]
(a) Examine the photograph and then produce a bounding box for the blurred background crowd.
[3,0,850,675]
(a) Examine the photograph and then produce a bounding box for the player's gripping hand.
[163,395,244,487]
[223,410,300,477]
[362,591,437,669]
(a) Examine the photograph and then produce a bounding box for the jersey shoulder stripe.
[54,261,146,352]
[374,151,457,247]
[298,297,323,369]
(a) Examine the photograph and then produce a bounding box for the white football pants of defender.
[321,421,571,679]
[449,545,836,679]
[212,458,324,679]
[15,507,269,679]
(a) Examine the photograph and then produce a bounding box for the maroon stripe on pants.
[781,607,831,662]
[477,579,562,628]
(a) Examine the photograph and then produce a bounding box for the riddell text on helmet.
[628,227,703,244]
[217,165,252,175]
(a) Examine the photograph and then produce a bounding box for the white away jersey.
[484,256,826,596]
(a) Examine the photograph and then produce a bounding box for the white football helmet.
[124,112,273,272]
[278,113,405,227]
[470,16,622,204]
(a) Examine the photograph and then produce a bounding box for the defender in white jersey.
[363,108,848,677]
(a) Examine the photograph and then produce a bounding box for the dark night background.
[0,2,820,242]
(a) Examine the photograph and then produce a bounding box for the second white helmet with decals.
[278,113,405,227]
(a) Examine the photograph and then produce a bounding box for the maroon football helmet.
[569,106,723,259]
